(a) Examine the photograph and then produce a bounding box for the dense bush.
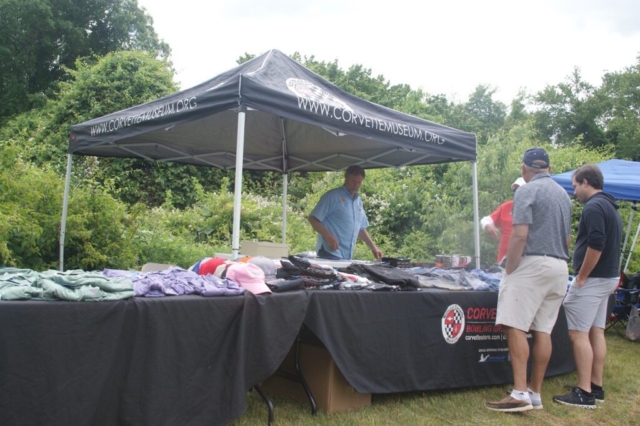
[0,147,62,269]
[0,145,134,270]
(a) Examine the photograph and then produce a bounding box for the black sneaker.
[563,385,604,403]
[553,387,596,409]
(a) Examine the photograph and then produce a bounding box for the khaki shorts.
[563,276,619,332]
[496,255,568,333]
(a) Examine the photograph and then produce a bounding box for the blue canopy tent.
[550,159,640,201]
[551,159,640,271]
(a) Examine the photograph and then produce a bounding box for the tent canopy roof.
[551,159,640,202]
[69,50,476,172]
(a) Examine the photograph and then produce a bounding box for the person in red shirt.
[480,178,526,263]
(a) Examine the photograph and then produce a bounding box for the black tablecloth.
[302,289,575,393]
[0,292,309,426]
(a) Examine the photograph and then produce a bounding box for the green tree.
[597,56,640,160]
[454,85,507,144]
[504,90,529,129]
[1,51,176,168]
[533,68,606,148]
[0,143,143,271]
[0,0,170,121]
[236,52,256,64]
[0,51,236,208]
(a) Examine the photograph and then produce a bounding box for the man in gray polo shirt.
[486,147,572,413]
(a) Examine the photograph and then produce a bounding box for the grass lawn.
[231,330,640,425]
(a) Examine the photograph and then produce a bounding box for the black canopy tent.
[62,49,479,269]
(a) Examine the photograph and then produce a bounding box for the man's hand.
[505,224,528,275]
[308,215,339,251]
[371,246,383,260]
[484,224,500,240]
[574,248,602,289]
[325,234,339,250]
[358,229,381,260]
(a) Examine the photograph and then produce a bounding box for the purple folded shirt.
[103,267,244,297]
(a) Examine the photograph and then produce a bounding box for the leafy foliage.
[598,56,640,160]
[532,62,640,161]
[0,144,137,270]
[0,0,170,121]
[533,68,606,149]
[454,85,507,144]
[0,146,62,269]
[0,51,235,208]
[1,47,639,272]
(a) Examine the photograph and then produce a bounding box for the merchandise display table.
[302,289,574,394]
[0,292,309,426]
[0,287,576,423]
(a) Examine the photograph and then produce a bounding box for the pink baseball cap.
[226,263,272,295]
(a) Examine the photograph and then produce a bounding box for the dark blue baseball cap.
[522,147,550,169]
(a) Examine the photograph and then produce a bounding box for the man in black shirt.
[553,164,622,409]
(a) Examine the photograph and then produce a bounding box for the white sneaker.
[528,390,543,410]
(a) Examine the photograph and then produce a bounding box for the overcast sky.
[137,0,640,105]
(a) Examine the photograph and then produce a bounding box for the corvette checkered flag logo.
[442,304,465,344]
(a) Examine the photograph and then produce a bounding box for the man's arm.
[307,215,339,250]
[358,229,382,259]
[505,223,528,275]
[482,203,507,240]
[575,248,602,287]
[575,204,607,287]
[481,216,500,240]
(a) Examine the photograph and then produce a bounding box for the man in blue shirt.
[308,165,383,260]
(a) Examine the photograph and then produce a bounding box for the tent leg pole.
[624,220,640,273]
[472,161,481,268]
[620,204,636,270]
[232,109,246,260]
[59,154,73,271]
[282,173,288,244]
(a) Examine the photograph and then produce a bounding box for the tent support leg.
[282,173,288,244]
[472,161,481,268]
[624,220,640,273]
[621,203,636,270]
[232,109,246,260]
[59,154,73,271]
[280,117,289,246]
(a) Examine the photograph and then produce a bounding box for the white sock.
[510,390,532,403]
[528,388,541,403]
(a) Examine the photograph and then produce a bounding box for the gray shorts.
[563,276,619,332]
[496,255,568,333]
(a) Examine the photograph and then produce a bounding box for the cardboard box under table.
[261,332,371,414]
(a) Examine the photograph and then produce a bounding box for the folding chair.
[605,272,640,337]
